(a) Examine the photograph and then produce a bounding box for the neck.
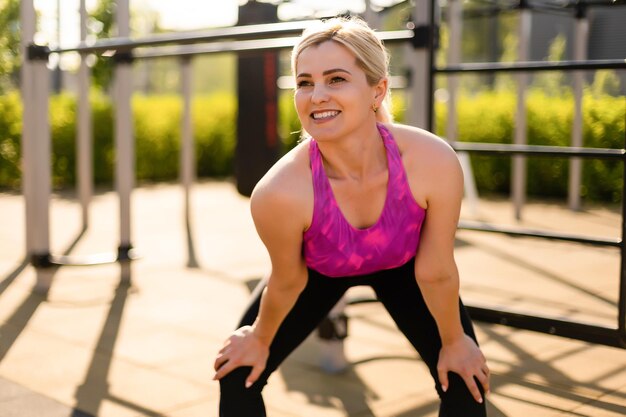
[316,123,386,181]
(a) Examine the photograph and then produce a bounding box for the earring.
[372,104,379,113]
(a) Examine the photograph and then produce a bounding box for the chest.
[328,170,389,230]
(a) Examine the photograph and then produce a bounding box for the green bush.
[0,91,21,188]
[0,89,623,203]
[433,89,625,202]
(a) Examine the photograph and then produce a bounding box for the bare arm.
[213,156,310,388]
[411,136,490,402]
[248,185,308,347]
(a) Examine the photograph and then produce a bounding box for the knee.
[437,373,486,416]
[219,366,266,396]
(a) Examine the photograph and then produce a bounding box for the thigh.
[233,270,350,384]
[369,261,486,416]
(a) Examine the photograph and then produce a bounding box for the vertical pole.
[446,0,479,216]
[446,0,461,144]
[363,0,379,29]
[619,126,626,346]
[406,0,432,130]
[180,56,198,268]
[52,0,62,93]
[20,0,36,257]
[568,4,588,211]
[512,0,531,220]
[78,0,92,228]
[114,0,134,283]
[21,1,53,292]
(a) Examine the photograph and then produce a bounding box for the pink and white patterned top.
[303,124,426,277]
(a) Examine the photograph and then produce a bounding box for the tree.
[0,0,20,93]
[90,0,115,91]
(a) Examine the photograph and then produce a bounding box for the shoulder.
[250,140,313,230]
[384,123,458,166]
[383,123,462,206]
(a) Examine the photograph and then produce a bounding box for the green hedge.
[0,91,235,188]
[431,90,625,202]
[0,89,623,202]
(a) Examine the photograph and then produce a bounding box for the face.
[294,40,385,141]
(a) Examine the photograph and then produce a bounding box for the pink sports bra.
[302,124,426,277]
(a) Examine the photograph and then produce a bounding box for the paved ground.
[0,180,625,416]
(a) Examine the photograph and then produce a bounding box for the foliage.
[0,90,623,204]
[0,91,21,187]
[90,0,115,91]
[434,89,625,202]
[0,0,20,93]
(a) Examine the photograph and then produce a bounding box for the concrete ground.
[0,180,625,416]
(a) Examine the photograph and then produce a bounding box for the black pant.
[219,259,487,416]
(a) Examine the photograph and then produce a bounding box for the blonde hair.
[291,16,393,124]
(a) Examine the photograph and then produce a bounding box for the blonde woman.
[214,17,490,416]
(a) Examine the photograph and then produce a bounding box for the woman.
[213,17,490,416]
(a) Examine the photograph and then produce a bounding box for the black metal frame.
[39,1,626,347]
[428,0,626,348]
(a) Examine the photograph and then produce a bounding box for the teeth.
[312,111,339,120]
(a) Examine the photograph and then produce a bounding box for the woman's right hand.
[213,325,270,388]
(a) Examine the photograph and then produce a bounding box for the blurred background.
[1,0,624,202]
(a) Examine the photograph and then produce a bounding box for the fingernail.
[212,374,217,380]
[442,385,447,392]
[245,381,252,388]
[478,397,483,404]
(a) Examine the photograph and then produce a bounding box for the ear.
[373,77,389,106]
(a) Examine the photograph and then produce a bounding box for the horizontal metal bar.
[50,19,413,56]
[458,220,622,247]
[51,20,319,54]
[436,59,626,74]
[31,248,140,268]
[134,37,300,59]
[465,305,626,348]
[452,142,626,159]
[132,29,414,59]
[347,296,626,348]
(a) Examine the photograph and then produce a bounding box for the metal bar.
[49,21,414,56]
[50,20,319,54]
[619,109,626,343]
[513,3,531,220]
[436,59,626,74]
[115,0,133,284]
[458,220,621,247]
[568,9,588,211]
[347,296,626,348]
[451,142,626,159]
[77,0,92,229]
[20,0,36,257]
[427,0,437,132]
[465,305,626,348]
[49,29,413,61]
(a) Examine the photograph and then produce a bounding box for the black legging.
[219,258,487,417]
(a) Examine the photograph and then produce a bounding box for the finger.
[463,375,483,404]
[213,353,229,372]
[245,363,266,388]
[213,360,236,381]
[437,368,449,393]
[476,368,490,395]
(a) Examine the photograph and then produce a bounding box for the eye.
[296,80,313,89]
[329,76,346,84]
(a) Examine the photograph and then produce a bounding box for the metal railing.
[25,3,626,348]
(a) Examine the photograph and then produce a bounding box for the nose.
[310,84,329,104]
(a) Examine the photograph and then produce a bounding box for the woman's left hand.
[213,325,270,388]
[437,334,490,403]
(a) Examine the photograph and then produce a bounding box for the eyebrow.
[296,68,352,78]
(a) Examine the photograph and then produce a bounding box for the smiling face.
[294,40,384,142]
